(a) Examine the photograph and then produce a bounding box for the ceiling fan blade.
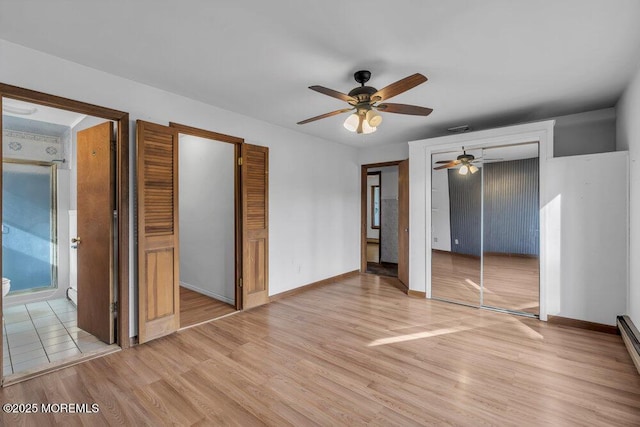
[376,103,433,116]
[434,160,460,170]
[371,73,428,102]
[297,108,353,125]
[435,160,455,164]
[309,86,357,103]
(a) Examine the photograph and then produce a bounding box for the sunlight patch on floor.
[368,324,476,347]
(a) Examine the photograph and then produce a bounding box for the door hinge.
[237,157,243,166]
[111,301,118,313]
[239,277,243,288]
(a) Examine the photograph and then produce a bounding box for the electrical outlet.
[455,239,459,244]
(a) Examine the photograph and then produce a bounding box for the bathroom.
[2,99,113,378]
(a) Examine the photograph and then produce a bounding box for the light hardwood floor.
[180,286,236,328]
[2,274,639,425]
[432,250,539,314]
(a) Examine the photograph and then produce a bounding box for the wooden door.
[77,122,115,344]
[136,120,180,343]
[241,144,269,308]
[398,159,409,286]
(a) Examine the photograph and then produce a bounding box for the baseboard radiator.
[617,315,640,375]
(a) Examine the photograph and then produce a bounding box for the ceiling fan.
[433,148,482,175]
[297,70,433,134]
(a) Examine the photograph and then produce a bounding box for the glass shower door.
[2,161,57,293]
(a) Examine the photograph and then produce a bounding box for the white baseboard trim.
[180,281,234,305]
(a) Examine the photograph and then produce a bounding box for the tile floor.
[2,298,109,376]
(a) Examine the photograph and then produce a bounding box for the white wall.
[178,135,235,304]
[430,166,451,252]
[359,142,408,165]
[554,108,616,157]
[546,152,628,325]
[616,64,640,326]
[0,40,360,337]
[380,167,399,200]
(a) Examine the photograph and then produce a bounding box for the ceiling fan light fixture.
[3,103,38,115]
[366,109,382,127]
[362,118,377,134]
[469,164,479,174]
[343,113,359,132]
[459,165,469,175]
[298,71,431,135]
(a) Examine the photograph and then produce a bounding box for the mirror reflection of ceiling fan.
[433,148,502,175]
[297,70,433,134]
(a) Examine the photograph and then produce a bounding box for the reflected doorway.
[364,165,399,278]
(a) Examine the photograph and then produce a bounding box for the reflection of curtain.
[447,158,539,257]
[2,163,54,292]
[483,158,539,256]
[448,170,482,256]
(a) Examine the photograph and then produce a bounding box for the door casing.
[0,83,130,385]
[169,122,244,311]
[360,160,409,288]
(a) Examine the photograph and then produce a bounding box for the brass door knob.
[71,237,81,244]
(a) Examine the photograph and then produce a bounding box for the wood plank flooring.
[432,250,540,314]
[2,274,639,425]
[180,286,236,328]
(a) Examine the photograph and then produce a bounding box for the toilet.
[2,277,10,297]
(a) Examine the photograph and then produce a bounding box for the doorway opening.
[171,124,242,329]
[0,85,129,385]
[361,160,409,288]
[2,100,116,377]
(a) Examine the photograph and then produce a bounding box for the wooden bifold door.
[136,120,269,344]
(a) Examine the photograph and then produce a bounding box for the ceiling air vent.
[447,125,471,133]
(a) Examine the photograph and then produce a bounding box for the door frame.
[367,171,382,263]
[0,84,131,375]
[169,122,244,311]
[360,160,405,273]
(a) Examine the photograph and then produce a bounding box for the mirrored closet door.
[431,148,482,307]
[430,142,540,316]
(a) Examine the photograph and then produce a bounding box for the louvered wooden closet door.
[241,144,269,308]
[136,120,180,343]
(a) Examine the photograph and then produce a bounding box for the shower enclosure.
[2,160,57,294]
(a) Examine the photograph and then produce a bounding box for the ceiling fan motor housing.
[348,86,377,105]
[457,154,475,163]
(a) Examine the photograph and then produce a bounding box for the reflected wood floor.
[2,274,640,425]
[180,286,236,328]
[432,250,539,314]
[431,250,482,306]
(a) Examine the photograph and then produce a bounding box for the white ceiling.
[1,0,640,148]
[3,99,86,128]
